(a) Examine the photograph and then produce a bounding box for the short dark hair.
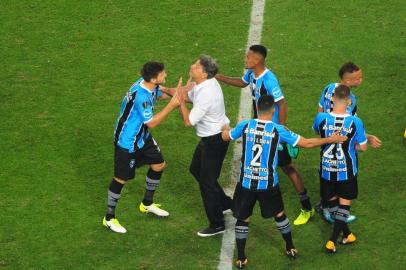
[141,61,165,82]
[334,84,351,100]
[257,95,275,114]
[249,44,267,59]
[199,55,218,79]
[339,62,360,79]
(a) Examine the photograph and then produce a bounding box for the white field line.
[217,0,265,269]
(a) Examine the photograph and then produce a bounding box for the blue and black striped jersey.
[229,119,300,191]
[242,68,284,123]
[318,83,357,115]
[113,78,162,153]
[313,112,367,181]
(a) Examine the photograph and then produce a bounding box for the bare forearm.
[179,103,192,126]
[277,99,287,125]
[298,137,335,148]
[147,104,175,128]
[161,87,176,97]
[216,74,247,88]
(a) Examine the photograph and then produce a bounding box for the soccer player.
[316,62,381,222]
[216,44,315,225]
[102,61,181,233]
[177,55,233,237]
[313,85,368,253]
[222,95,347,269]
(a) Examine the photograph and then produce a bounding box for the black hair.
[339,62,360,79]
[257,95,275,114]
[334,84,351,100]
[199,55,218,79]
[249,44,267,59]
[141,61,165,82]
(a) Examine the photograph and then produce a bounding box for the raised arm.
[146,78,182,128]
[215,74,248,88]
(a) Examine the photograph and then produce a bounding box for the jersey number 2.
[250,144,263,166]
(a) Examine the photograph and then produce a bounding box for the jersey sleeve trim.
[143,117,153,124]
[359,139,368,145]
[229,130,234,140]
[292,135,300,147]
[274,96,284,102]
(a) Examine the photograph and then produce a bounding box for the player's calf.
[275,213,297,257]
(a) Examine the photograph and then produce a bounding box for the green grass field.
[1,0,405,269]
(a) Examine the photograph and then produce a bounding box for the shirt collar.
[330,112,350,117]
[255,119,273,123]
[140,80,155,94]
[254,68,269,80]
[194,78,215,91]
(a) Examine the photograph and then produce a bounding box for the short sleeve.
[312,113,324,134]
[242,70,251,84]
[354,118,367,145]
[319,88,327,108]
[229,120,250,140]
[277,125,300,146]
[135,95,153,123]
[264,76,284,102]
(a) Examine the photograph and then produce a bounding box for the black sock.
[330,205,351,243]
[142,169,163,206]
[235,220,249,260]
[342,205,351,237]
[320,198,327,209]
[275,214,294,250]
[298,189,312,211]
[106,178,124,220]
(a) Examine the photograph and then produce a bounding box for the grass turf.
[1,0,405,269]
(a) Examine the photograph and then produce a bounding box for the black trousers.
[189,133,232,228]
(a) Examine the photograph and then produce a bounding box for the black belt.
[201,132,222,142]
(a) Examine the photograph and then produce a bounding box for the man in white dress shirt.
[179,55,233,237]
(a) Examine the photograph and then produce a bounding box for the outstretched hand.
[169,77,183,107]
[367,134,382,148]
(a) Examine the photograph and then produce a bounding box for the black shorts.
[114,137,164,180]
[233,182,285,220]
[320,176,358,201]
[277,143,292,167]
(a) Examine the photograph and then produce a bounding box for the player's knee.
[275,211,285,218]
[113,177,127,185]
[151,161,166,172]
[243,217,250,223]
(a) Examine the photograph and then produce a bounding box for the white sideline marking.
[217,0,265,269]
